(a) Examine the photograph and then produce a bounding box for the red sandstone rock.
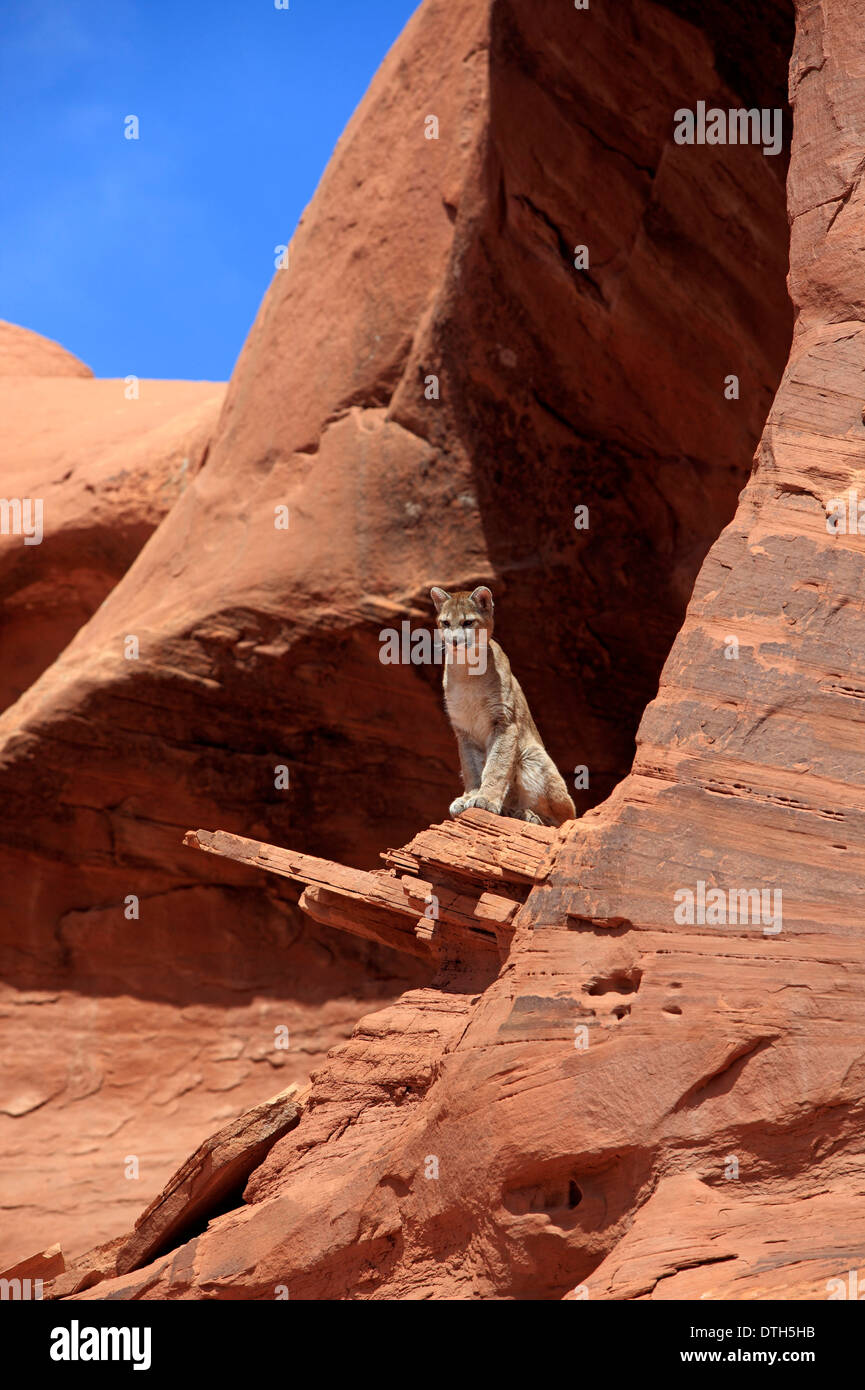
[183,812,550,961]
[0,322,222,710]
[0,981,377,1269]
[0,320,92,378]
[565,1174,865,1300]
[6,0,865,1302]
[114,1084,302,1276]
[42,1237,127,1301]
[0,0,793,1265]
[0,362,225,711]
[0,1242,64,1286]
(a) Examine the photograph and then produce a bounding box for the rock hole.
[586,967,643,996]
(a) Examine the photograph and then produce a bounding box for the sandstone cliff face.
[7,0,864,1298]
[0,330,236,1262]
[0,0,792,979]
[0,324,225,710]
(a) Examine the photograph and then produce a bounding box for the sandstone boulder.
[114,1084,302,1276]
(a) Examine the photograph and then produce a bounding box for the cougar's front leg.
[449,736,485,817]
[459,724,518,816]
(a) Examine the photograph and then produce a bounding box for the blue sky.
[0,0,419,380]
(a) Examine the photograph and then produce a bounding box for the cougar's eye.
[442,620,450,628]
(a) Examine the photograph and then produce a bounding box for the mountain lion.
[430,585,575,827]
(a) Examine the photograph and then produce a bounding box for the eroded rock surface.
[114,1084,302,1276]
[0,327,225,709]
[7,0,864,1299]
[0,0,794,1268]
[42,0,865,1301]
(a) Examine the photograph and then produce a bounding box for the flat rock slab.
[0,1242,65,1287]
[115,1086,302,1276]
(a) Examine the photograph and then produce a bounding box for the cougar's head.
[430,586,494,665]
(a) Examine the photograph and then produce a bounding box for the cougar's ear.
[430,586,450,613]
[470,586,494,615]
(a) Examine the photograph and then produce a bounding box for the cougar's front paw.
[509,808,544,824]
[449,793,502,817]
[462,793,501,814]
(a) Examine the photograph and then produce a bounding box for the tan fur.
[430,585,576,828]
